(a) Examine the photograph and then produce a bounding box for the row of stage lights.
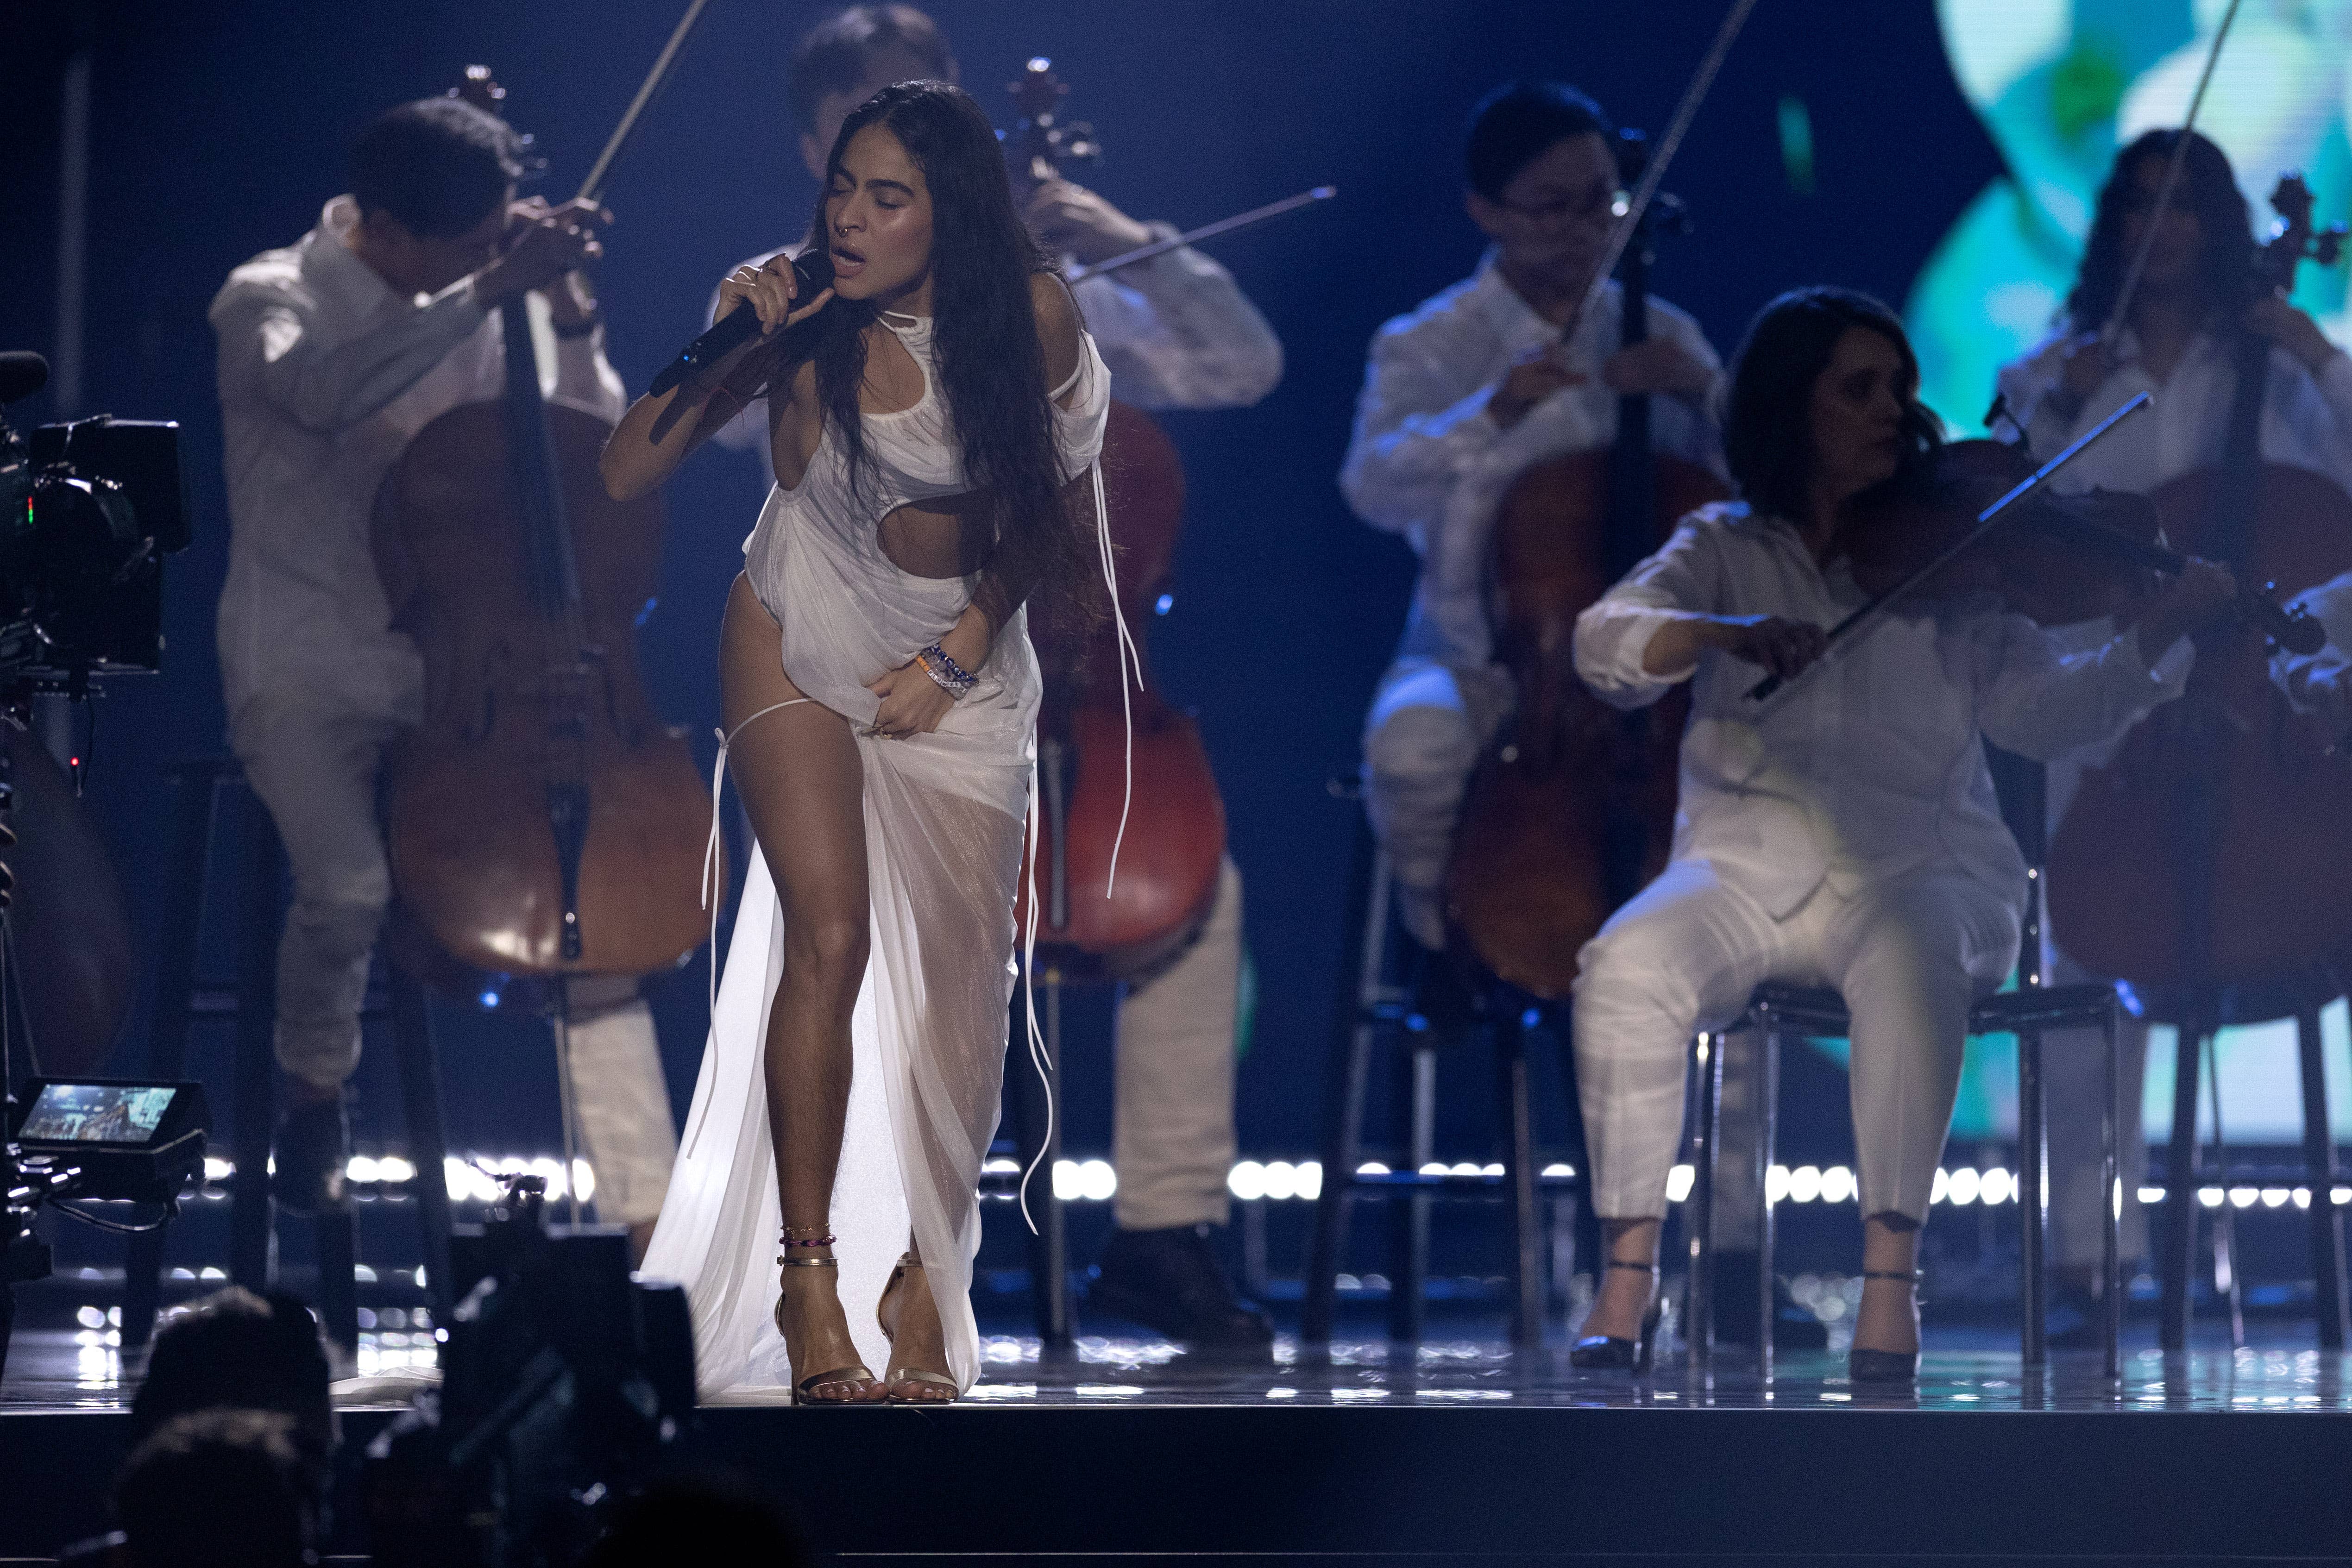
[180,1155,2352,1211]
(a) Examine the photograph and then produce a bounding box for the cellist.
[700,4,1287,1348]
[210,95,677,1257]
[1338,80,1724,955]
[1991,129,2352,1334]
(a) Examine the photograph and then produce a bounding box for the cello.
[1003,59,1226,981]
[373,65,712,994]
[2048,173,2352,993]
[1441,126,1730,999]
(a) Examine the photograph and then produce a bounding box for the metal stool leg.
[390,972,455,1319]
[229,789,284,1293]
[2296,1001,2350,1348]
[1305,840,1390,1344]
[1755,1022,1780,1380]
[2019,1024,2049,1367]
[1387,1040,1436,1342]
[2160,1018,2203,1353]
[1011,969,1071,1346]
[1686,1029,1723,1370]
[314,1210,358,1349]
[125,764,227,1347]
[2101,1004,2122,1382]
[1498,1011,1541,1347]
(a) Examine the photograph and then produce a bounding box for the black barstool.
[2149,974,2350,1353]
[1303,815,1555,1347]
[121,759,454,1351]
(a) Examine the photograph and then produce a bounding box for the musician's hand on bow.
[866,659,953,740]
[2132,558,2238,656]
[1024,178,1154,264]
[1603,336,1715,400]
[1488,345,1586,429]
[2244,296,2343,376]
[2051,329,2116,408]
[478,197,608,304]
[1710,614,1829,679]
[716,255,835,336]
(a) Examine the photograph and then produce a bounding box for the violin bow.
[1065,185,1337,282]
[575,0,712,206]
[2099,0,2244,343]
[1563,0,1762,342]
[1744,391,2153,704]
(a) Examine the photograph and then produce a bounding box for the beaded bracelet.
[916,642,978,700]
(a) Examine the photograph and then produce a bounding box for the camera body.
[365,1177,697,1568]
[0,408,188,690]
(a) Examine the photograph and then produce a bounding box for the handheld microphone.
[648,249,834,399]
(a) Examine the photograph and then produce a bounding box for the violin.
[1834,438,2323,648]
[1443,126,1730,1001]
[373,66,711,991]
[1004,59,1226,981]
[2049,172,2352,996]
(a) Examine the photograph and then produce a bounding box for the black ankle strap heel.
[1570,1260,1663,1375]
[1849,1270,1924,1387]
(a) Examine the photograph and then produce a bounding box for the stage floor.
[10,1330,2352,1564]
[8,1323,2351,1412]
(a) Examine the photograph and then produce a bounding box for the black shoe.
[272,1091,350,1217]
[1090,1224,1274,1350]
[1847,1346,1919,1386]
[1849,1268,1920,1386]
[1570,1260,1661,1374]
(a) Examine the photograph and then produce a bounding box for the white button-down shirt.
[707,225,1283,454]
[210,196,628,723]
[1994,325,2352,496]
[1574,503,2191,918]
[1339,251,1725,675]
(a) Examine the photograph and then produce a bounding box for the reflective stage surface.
[7,1326,2349,1415]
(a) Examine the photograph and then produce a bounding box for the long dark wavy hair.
[792,80,1089,624]
[1723,287,1942,526]
[2067,129,2253,332]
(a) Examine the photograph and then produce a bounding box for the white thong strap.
[704,697,816,1020]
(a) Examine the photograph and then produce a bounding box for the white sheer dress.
[643,310,1111,1399]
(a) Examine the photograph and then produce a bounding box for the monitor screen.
[19,1083,177,1145]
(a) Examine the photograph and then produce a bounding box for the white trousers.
[1360,659,1504,950]
[231,696,679,1226]
[1572,859,2020,1224]
[1110,854,1242,1231]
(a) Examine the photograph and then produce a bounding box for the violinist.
[210,96,679,1255]
[1339,80,1724,954]
[706,4,1285,1348]
[1567,288,2238,1383]
[1991,129,2352,1329]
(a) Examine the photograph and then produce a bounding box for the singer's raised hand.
[717,253,833,334]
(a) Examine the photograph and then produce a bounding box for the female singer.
[600,80,1110,1404]
[1566,288,2234,1383]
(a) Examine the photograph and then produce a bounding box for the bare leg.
[876,1236,956,1401]
[1854,1210,1921,1355]
[1582,1217,1663,1339]
[721,574,882,1401]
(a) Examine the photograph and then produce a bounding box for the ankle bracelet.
[781,1229,836,1249]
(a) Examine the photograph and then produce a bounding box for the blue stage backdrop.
[26,0,2241,1179]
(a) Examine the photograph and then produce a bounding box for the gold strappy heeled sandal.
[776,1229,880,1405]
[876,1252,959,1403]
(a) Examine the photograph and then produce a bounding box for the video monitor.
[17,1082,179,1146]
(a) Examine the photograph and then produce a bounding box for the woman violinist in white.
[1567,289,2236,1383]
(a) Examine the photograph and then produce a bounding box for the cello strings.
[2102,0,2244,344]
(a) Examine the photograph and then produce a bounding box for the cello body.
[374,391,711,980]
[1018,400,1226,979]
[2047,458,2352,991]
[1444,448,1729,998]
